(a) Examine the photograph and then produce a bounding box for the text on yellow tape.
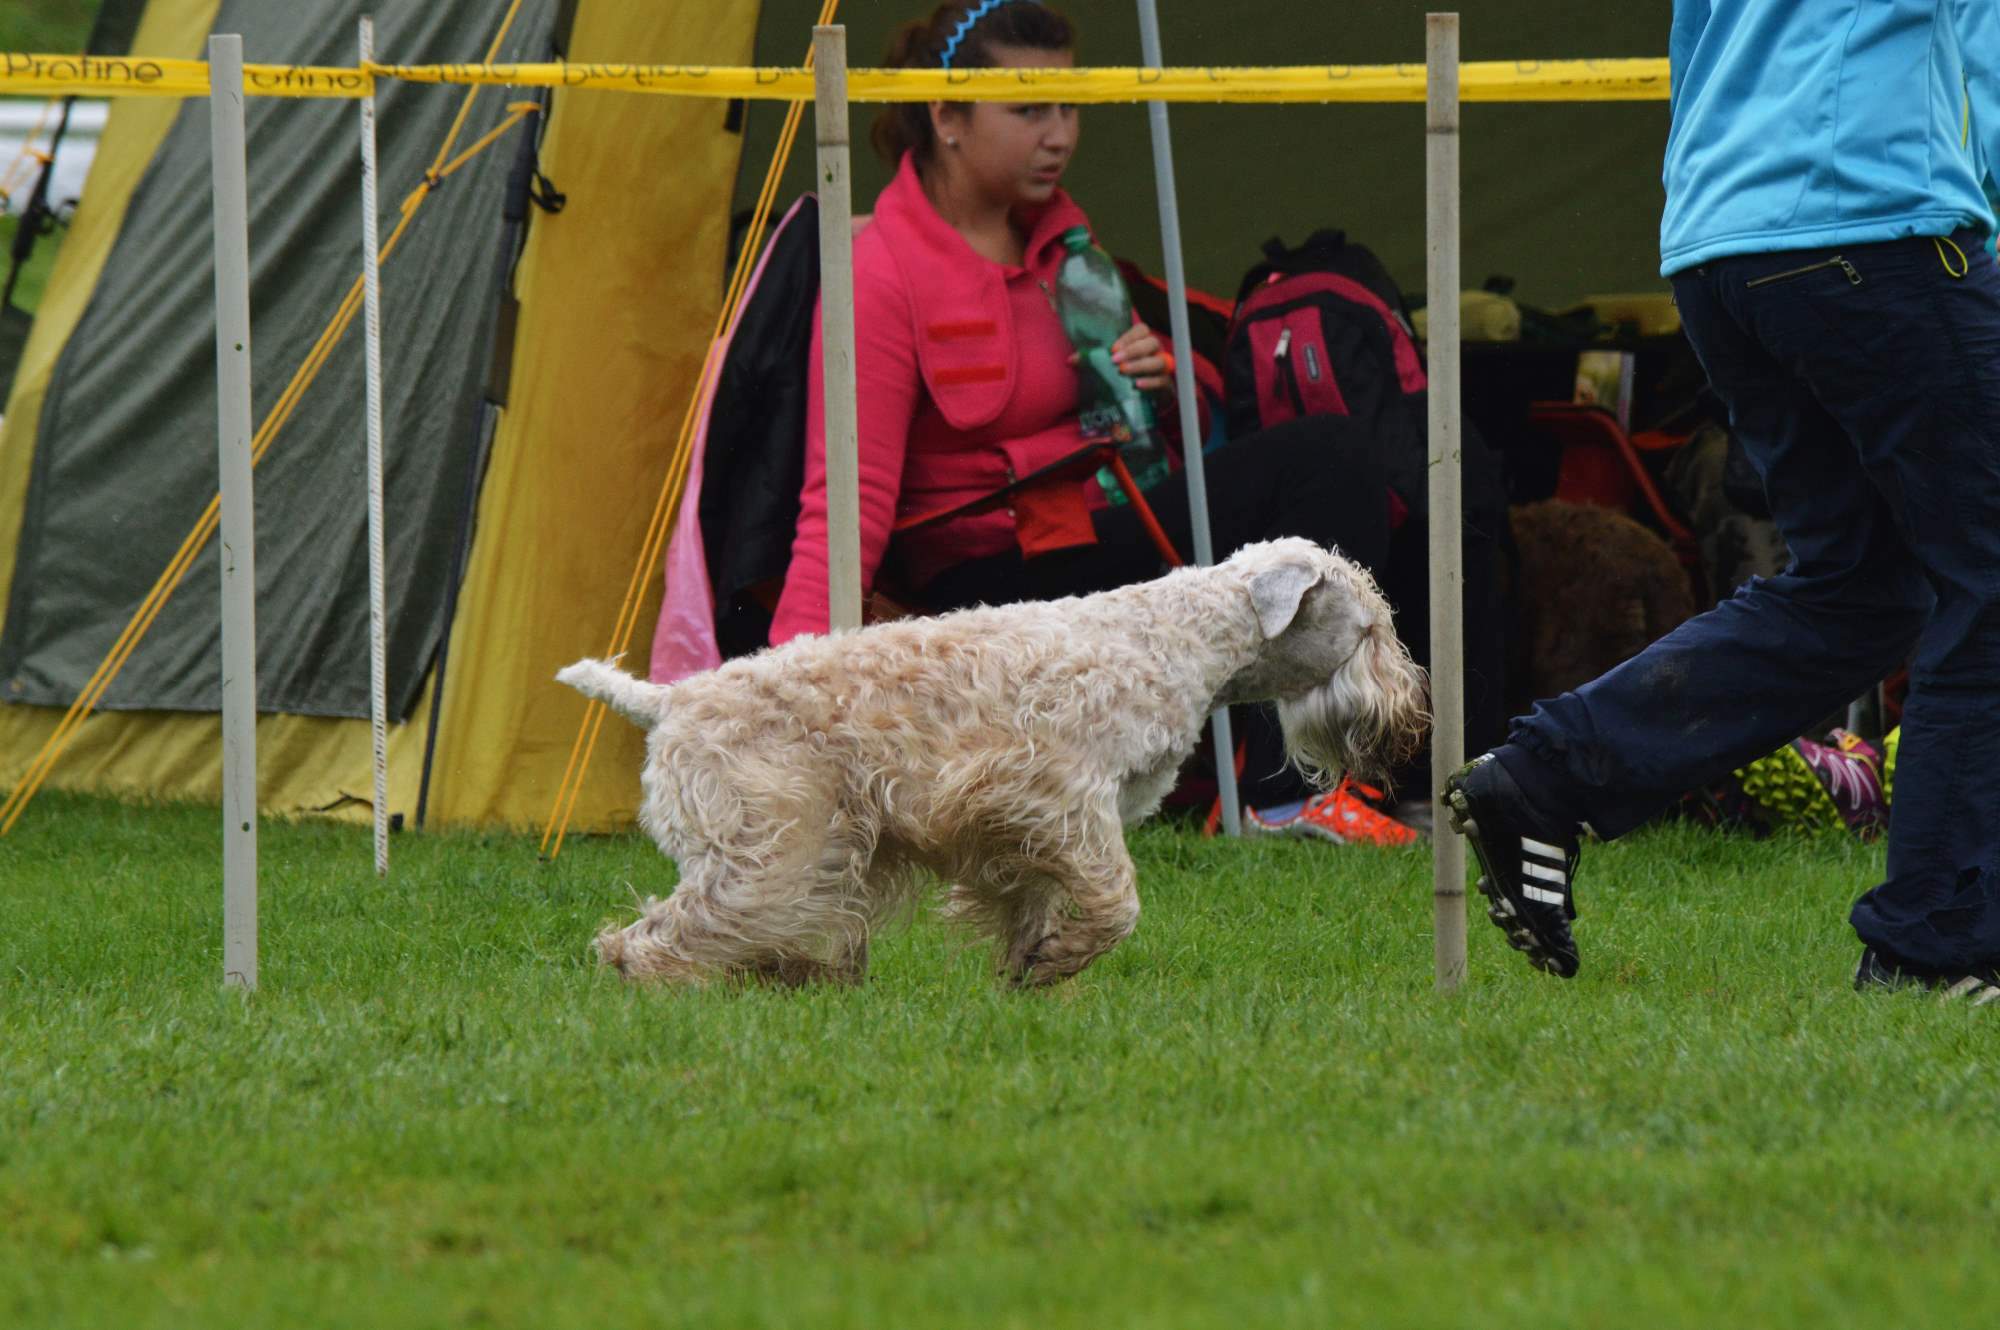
[373,60,1671,103]
[0,54,371,98]
[0,55,1667,103]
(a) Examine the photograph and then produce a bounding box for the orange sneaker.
[1288,776,1423,847]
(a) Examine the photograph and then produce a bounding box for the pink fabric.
[648,341,726,683]
[770,155,1105,644]
[649,197,811,684]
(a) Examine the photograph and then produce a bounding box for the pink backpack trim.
[1237,271,1428,395]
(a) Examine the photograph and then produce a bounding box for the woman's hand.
[1069,321,1172,391]
[1109,321,1170,391]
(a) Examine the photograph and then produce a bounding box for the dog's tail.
[555,656,670,728]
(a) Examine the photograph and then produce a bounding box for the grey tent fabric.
[85,0,152,60]
[0,0,554,718]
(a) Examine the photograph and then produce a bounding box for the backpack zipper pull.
[1273,328,1305,414]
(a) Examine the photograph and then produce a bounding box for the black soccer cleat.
[1854,947,2000,1006]
[1444,753,1582,978]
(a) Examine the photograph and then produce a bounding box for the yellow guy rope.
[0,5,532,836]
[538,0,842,861]
[0,97,59,205]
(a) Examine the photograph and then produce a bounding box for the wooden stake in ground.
[1426,13,1467,993]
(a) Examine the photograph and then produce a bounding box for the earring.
[946,136,959,148]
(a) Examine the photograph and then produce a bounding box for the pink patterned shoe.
[1794,729,1889,838]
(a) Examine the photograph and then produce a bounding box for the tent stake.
[814,25,862,633]
[1134,0,1240,836]
[1426,13,1467,992]
[359,15,390,876]
[209,34,258,992]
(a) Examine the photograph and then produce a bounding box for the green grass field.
[0,1,97,55]
[4,792,1995,1328]
[0,213,62,312]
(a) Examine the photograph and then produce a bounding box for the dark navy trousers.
[1499,228,2000,972]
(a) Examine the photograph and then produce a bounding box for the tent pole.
[208,34,258,992]
[1426,13,1467,992]
[813,25,862,633]
[1134,0,1240,836]
[359,16,390,876]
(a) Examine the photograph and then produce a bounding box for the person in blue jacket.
[1975,83,2000,257]
[1443,0,2000,1002]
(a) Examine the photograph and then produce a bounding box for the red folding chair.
[1527,401,1700,573]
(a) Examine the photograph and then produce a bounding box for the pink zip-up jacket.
[770,154,1117,644]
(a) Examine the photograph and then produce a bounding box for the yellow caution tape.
[373,59,1671,103]
[0,53,371,98]
[0,53,1666,103]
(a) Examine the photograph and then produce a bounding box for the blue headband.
[938,0,1037,70]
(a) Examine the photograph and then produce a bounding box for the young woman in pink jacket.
[773,0,1428,841]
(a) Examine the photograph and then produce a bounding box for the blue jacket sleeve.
[1952,1,1999,186]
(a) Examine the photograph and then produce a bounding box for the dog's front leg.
[830,933,871,985]
[1012,835,1140,988]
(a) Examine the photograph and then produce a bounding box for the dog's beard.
[1276,626,1430,787]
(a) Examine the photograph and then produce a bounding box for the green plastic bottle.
[1053,226,1170,503]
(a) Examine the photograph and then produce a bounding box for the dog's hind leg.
[730,809,899,987]
[598,841,843,985]
[595,868,761,984]
[748,934,869,988]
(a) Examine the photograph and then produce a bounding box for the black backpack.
[698,197,821,659]
[1224,230,1428,443]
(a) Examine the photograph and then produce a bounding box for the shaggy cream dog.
[560,537,1427,988]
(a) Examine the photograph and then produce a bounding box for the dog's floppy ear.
[1249,561,1323,639]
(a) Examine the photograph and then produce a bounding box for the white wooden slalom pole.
[359,16,389,876]
[209,34,258,992]
[813,25,863,634]
[1136,0,1240,837]
[1426,14,1467,992]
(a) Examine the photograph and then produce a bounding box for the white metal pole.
[1136,0,1240,837]
[209,34,258,992]
[813,25,863,633]
[359,16,389,876]
[1427,14,1467,992]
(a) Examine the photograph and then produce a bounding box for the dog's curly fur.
[562,538,1427,989]
[1508,499,1696,706]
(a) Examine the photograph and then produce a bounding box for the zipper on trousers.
[1745,255,1862,289]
